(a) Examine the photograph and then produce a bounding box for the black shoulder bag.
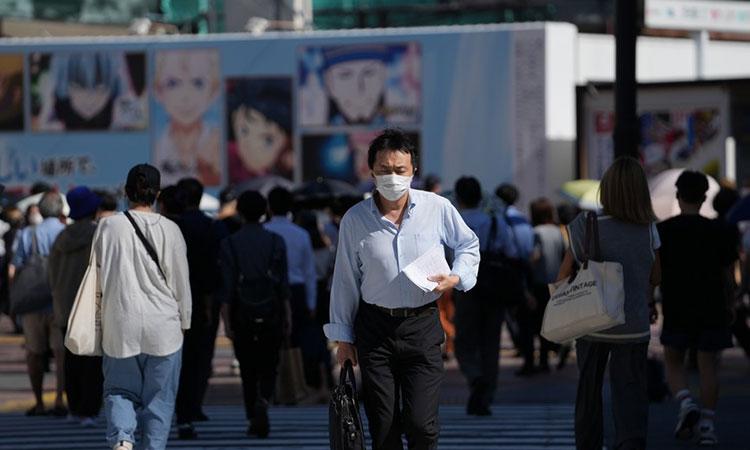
[124,211,166,281]
[329,360,365,450]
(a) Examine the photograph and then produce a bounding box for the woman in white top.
[95,164,191,450]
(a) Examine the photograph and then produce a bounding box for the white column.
[693,29,710,80]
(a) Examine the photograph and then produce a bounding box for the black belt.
[370,301,436,318]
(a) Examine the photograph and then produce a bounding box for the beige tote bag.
[541,212,626,344]
[64,245,102,356]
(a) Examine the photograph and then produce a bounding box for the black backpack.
[228,233,285,330]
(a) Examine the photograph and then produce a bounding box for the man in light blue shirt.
[264,187,318,384]
[452,176,511,417]
[9,191,67,417]
[496,183,538,377]
[324,129,479,450]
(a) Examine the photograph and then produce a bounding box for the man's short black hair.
[675,170,709,205]
[237,190,267,223]
[367,128,418,171]
[454,176,482,208]
[93,189,118,212]
[158,185,185,216]
[268,187,293,216]
[495,183,519,206]
[176,177,203,209]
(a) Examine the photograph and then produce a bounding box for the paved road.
[0,404,577,450]
[1,314,748,449]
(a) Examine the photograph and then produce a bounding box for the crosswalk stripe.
[0,404,577,449]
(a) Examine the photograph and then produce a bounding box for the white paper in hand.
[402,245,451,292]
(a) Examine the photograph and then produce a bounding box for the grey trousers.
[575,339,649,450]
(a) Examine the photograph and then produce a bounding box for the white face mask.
[375,174,413,201]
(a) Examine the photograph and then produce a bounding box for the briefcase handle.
[339,360,357,391]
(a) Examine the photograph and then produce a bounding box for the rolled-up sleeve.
[323,214,361,343]
[442,201,480,291]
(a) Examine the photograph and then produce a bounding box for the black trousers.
[575,340,649,450]
[355,302,445,450]
[175,324,214,424]
[453,289,503,409]
[61,331,103,417]
[233,327,282,420]
[518,283,558,368]
[290,283,329,389]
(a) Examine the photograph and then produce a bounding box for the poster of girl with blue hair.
[30,51,147,131]
[298,43,421,126]
[225,77,294,183]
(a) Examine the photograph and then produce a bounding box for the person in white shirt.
[95,164,191,450]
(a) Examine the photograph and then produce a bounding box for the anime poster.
[0,54,24,131]
[30,51,147,132]
[639,108,721,176]
[152,48,222,187]
[298,43,421,126]
[225,77,293,183]
[302,131,420,189]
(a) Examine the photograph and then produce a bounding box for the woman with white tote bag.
[556,157,661,450]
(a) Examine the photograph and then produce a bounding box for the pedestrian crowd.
[0,129,748,450]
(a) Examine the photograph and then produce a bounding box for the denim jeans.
[103,349,182,450]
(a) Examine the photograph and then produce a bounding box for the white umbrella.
[648,168,720,221]
[199,193,220,214]
[15,192,71,217]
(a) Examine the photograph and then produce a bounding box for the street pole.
[614,0,639,159]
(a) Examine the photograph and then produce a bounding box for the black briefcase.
[329,360,366,450]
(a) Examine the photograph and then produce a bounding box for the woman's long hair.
[599,157,657,225]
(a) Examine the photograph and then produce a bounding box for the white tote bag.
[64,245,102,356]
[541,212,626,344]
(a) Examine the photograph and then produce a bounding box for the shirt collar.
[269,215,291,224]
[369,189,418,215]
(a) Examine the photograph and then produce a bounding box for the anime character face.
[232,105,287,173]
[69,83,111,120]
[53,52,120,125]
[155,50,219,126]
[324,59,386,123]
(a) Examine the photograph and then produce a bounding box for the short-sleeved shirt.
[532,224,566,285]
[568,213,660,343]
[658,215,737,331]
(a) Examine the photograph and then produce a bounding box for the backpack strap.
[124,211,166,281]
[30,226,39,257]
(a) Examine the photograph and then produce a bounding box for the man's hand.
[428,274,460,294]
[336,341,358,366]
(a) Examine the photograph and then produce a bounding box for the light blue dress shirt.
[12,218,66,268]
[324,189,480,343]
[264,216,317,311]
[504,205,535,261]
